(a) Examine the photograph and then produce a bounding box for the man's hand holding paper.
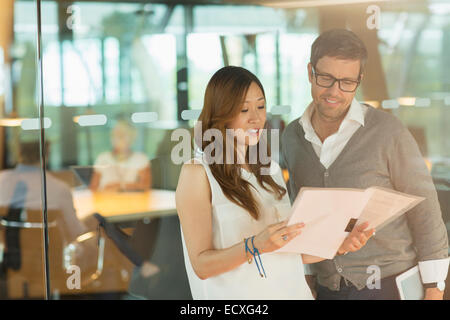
[276,187,424,259]
[337,221,375,255]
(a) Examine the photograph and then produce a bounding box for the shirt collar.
[298,103,314,141]
[345,98,365,127]
[299,98,365,132]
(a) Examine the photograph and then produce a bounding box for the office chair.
[0,208,65,299]
[93,213,144,267]
[92,213,161,267]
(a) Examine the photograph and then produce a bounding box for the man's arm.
[388,126,449,298]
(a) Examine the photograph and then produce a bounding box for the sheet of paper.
[276,188,367,259]
[276,186,425,259]
[358,186,425,230]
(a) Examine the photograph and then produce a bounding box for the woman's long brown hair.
[196,66,286,220]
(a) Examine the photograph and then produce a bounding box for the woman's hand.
[253,220,305,254]
[337,221,375,255]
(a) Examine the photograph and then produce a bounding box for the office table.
[72,189,177,223]
[66,189,180,298]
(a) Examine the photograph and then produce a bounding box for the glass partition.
[0,0,47,299]
[1,0,448,300]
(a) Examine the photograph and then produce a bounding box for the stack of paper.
[276,186,424,259]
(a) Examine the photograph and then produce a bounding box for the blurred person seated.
[0,140,86,243]
[0,141,145,298]
[90,114,158,280]
[90,114,151,192]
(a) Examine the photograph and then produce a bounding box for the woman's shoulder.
[177,159,210,198]
[184,157,202,165]
[180,158,208,177]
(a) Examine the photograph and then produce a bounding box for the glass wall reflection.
[0,0,48,299]
[0,0,448,299]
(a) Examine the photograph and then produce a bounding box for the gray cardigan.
[281,106,448,291]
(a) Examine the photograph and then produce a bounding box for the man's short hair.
[18,141,49,165]
[310,29,368,74]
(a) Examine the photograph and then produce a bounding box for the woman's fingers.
[284,224,305,235]
[280,229,302,242]
[281,228,304,243]
[274,222,305,244]
[272,220,304,233]
[285,222,305,233]
[270,219,289,232]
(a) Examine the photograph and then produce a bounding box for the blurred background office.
[0,0,448,299]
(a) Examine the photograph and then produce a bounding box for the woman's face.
[111,122,135,153]
[227,81,266,147]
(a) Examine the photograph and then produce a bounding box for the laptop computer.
[70,165,94,188]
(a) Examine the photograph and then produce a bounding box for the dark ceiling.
[39,0,421,6]
[34,0,430,12]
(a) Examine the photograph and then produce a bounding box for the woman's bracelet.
[244,236,267,278]
[243,238,252,264]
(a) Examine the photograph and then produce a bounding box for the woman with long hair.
[176,66,373,299]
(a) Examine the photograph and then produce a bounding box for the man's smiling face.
[308,56,362,123]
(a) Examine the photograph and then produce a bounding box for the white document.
[357,187,424,230]
[276,186,424,259]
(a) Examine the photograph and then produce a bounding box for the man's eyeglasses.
[311,66,361,93]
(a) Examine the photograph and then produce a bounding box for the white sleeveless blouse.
[180,156,314,300]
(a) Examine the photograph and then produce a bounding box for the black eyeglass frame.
[311,66,361,93]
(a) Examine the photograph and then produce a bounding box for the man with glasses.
[282,29,449,300]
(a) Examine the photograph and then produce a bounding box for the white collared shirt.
[299,98,367,169]
[299,99,449,285]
